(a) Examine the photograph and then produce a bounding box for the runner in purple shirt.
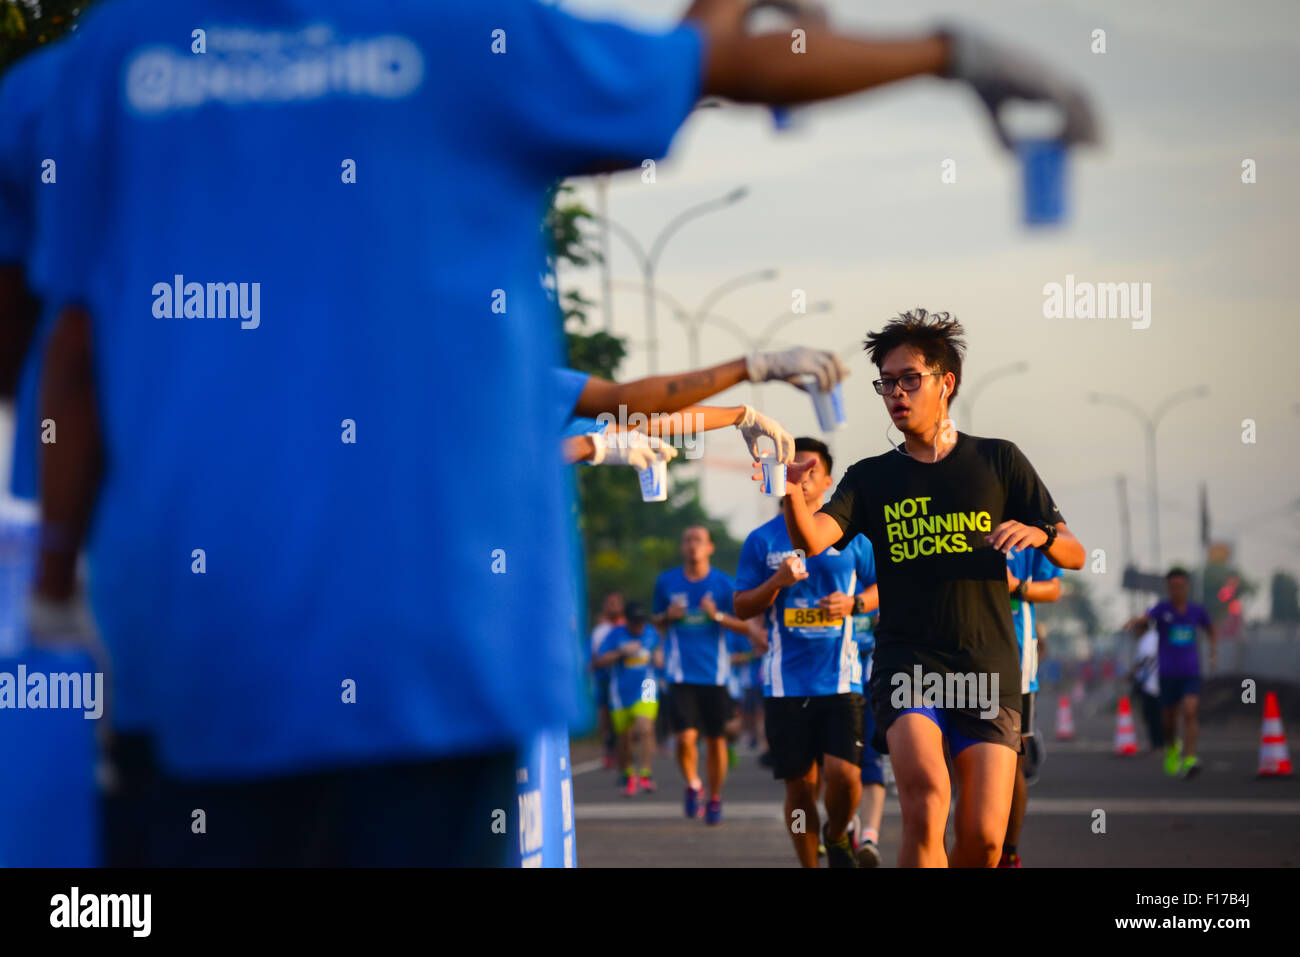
[1125,567,1218,778]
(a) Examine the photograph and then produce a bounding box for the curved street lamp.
[592,187,750,374]
[1087,385,1210,569]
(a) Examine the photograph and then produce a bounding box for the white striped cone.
[1258,692,1293,776]
[1114,696,1138,755]
[1055,695,1075,741]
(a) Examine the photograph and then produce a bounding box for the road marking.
[576,798,1300,820]
[571,758,605,776]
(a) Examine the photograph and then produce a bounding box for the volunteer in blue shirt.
[653,526,754,824]
[735,437,878,868]
[999,545,1062,869]
[23,0,1099,867]
[592,602,662,796]
[24,1,712,867]
[1,37,164,869]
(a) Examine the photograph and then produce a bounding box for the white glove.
[939,24,1100,150]
[26,593,95,648]
[745,346,848,393]
[736,405,795,463]
[592,429,678,471]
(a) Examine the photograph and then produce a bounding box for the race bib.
[783,607,843,630]
[1168,624,1196,646]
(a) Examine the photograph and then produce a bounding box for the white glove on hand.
[26,593,95,647]
[745,347,848,393]
[598,429,678,471]
[736,405,795,463]
[939,24,1099,150]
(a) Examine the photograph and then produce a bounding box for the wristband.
[1014,581,1029,601]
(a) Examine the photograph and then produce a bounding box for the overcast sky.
[556,0,1300,627]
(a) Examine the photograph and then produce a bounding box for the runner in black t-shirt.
[776,310,1084,867]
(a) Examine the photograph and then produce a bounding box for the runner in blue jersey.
[999,546,1062,868]
[735,437,878,868]
[592,603,663,796]
[653,527,755,824]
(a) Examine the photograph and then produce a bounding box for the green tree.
[543,185,743,620]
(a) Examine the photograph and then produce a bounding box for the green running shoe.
[727,743,739,769]
[1164,741,1182,776]
[1180,755,1201,779]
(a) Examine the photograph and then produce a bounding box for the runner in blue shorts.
[781,313,1085,867]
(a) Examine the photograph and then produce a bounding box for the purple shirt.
[1147,601,1212,678]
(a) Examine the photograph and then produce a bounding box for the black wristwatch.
[1013,580,1029,601]
[852,594,865,615]
[1035,521,1058,551]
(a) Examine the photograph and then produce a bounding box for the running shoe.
[684,785,704,819]
[727,743,739,769]
[623,774,638,797]
[822,822,858,868]
[997,851,1021,868]
[705,798,723,826]
[638,776,657,793]
[855,839,882,868]
[1180,755,1201,779]
[845,814,861,851]
[1163,740,1182,776]
[602,754,614,770]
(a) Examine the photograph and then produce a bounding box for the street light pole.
[685,268,778,368]
[964,361,1029,435]
[594,188,750,375]
[1088,386,1209,570]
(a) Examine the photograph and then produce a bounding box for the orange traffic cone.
[1258,692,1293,777]
[1055,695,1075,741]
[1113,695,1138,755]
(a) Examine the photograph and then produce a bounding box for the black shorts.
[763,693,864,780]
[1021,692,1036,738]
[100,731,162,867]
[152,750,515,866]
[669,683,733,738]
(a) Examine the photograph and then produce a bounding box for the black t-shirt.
[820,433,1064,714]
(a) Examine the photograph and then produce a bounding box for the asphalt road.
[571,682,1300,867]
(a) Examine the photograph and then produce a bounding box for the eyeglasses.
[872,371,944,395]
